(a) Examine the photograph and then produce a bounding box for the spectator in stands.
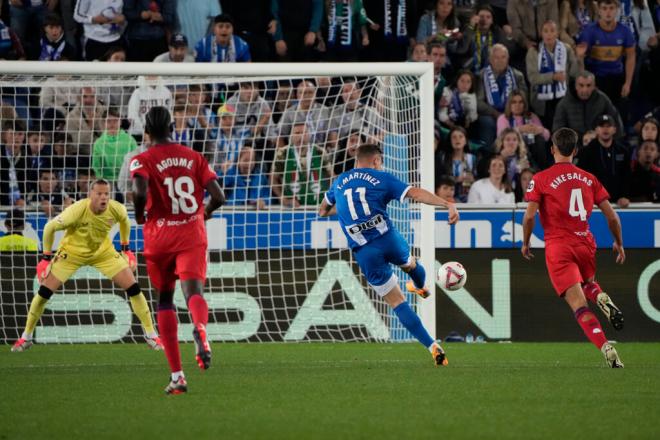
[507,0,559,53]
[153,32,194,62]
[476,44,527,150]
[410,42,427,61]
[59,0,79,55]
[171,105,193,146]
[271,122,331,207]
[124,0,175,62]
[493,128,531,191]
[176,0,221,52]
[333,129,362,175]
[577,0,636,121]
[416,0,461,46]
[0,119,28,207]
[439,70,478,131]
[438,126,477,203]
[117,138,145,201]
[630,140,660,202]
[182,84,217,153]
[25,130,51,195]
[362,0,417,62]
[576,114,632,207]
[636,116,660,145]
[49,133,80,184]
[559,0,598,48]
[28,169,71,217]
[498,90,550,169]
[329,79,367,146]
[428,42,449,104]
[221,0,275,61]
[226,82,272,138]
[92,107,137,188]
[74,0,127,61]
[277,80,330,148]
[126,75,172,139]
[271,0,324,62]
[8,0,53,59]
[69,168,95,201]
[553,71,624,144]
[194,13,251,63]
[0,12,26,60]
[325,0,370,62]
[514,167,535,202]
[465,5,509,74]
[65,86,106,157]
[527,20,583,128]
[266,80,294,132]
[435,175,456,202]
[222,146,271,208]
[213,104,246,176]
[0,209,38,252]
[618,0,656,54]
[101,45,127,61]
[39,13,76,61]
[467,154,515,204]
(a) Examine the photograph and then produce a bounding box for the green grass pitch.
[2,342,659,439]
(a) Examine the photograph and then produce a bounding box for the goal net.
[0,62,435,344]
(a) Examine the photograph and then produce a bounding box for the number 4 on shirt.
[569,188,587,221]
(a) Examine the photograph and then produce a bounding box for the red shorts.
[144,246,207,292]
[545,241,596,296]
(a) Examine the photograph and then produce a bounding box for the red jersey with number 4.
[130,143,217,254]
[525,163,610,246]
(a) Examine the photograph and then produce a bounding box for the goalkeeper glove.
[121,244,137,272]
[36,253,53,283]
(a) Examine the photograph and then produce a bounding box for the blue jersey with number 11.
[324,168,411,249]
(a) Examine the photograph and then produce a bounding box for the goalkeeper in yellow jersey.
[11,179,163,352]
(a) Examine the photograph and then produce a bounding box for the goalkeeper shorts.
[49,243,129,283]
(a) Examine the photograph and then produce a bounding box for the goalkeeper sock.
[24,288,52,339]
[128,292,156,336]
[187,293,209,327]
[393,301,435,349]
[582,281,602,304]
[157,305,181,373]
[574,306,608,349]
[408,263,426,289]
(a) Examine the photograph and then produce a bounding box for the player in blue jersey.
[319,144,459,366]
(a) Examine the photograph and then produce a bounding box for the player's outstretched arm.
[132,175,148,225]
[598,200,625,264]
[521,202,539,260]
[204,179,225,220]
[405,187,459,225]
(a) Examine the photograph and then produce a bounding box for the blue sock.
[409,263,426,289]
[393,301,434,348]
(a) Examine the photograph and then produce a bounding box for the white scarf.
[211,35,237,63]
[483,65,517,112]
[537,41,567,101]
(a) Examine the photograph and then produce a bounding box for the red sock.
[582,281,602,304]
[157,307,181,373]
[187,293,208,327]
[574,306,608,349]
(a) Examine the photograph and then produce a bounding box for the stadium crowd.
[0,0,659,218]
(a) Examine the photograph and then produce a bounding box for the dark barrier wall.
[435,250,660,342]
[1,250,659,343]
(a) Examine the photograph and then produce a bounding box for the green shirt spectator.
[92,108,138,181]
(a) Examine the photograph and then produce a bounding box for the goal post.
[0,61,437,343]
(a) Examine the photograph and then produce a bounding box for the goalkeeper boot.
[11,337,33,352]
[596,292,624,330]
[431,342,448,366]
[165,376,188,395]
[406,281,430,299]
[145,335,164,351]
[601,343,624,368]
[193,324,212,370]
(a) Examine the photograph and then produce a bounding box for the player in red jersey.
[522,128,625,368]
[131,107,225,394]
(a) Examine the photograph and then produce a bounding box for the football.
[437,262,467,291]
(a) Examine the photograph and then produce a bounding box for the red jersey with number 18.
[130,143,218,254]
[525,163,610,246]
